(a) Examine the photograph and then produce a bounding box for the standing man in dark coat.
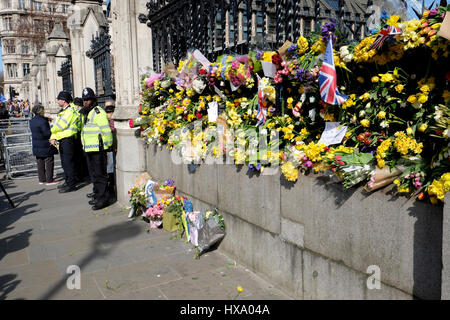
[29,104,58,185]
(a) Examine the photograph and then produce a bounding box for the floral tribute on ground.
[133,7,450,205]
[128,175,226,257]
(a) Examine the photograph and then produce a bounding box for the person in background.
[23,101,31,118]
[72,97,89,183]
[80,88,113,210]
[29,104,58,185]
[50,91,81,193]
[105,100,117,201]
[73,98,83,111]
[0,103,9,119]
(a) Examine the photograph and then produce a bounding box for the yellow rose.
[360,119,370,127]
[371,76,379,83]
[418,94,428,104]
[419,124,428,132]
[394,84,404,93]
[357,77,365,83]
[407,95,417,103]
[377,111,386,119]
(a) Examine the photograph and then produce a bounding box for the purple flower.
[321,21,337,45]
[248,163,262,172]
[429,8,438,16]
[287,44,298,53]
[255,50,263,60]
[295,68,306,81]
[165,179,175,186]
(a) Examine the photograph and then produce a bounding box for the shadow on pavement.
[0,274,21,300]
[39,221,142,300]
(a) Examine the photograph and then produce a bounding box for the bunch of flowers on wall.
[132,6,450,205]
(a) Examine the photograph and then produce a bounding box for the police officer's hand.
[50,139,56,146]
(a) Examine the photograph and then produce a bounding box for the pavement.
[0,174,293,300]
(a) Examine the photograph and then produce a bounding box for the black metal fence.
[139,0,372,72]
[86,27,114,107]
[57,58,74,95]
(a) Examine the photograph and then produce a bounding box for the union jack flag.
[318,38,348,106]
[369,24,402,51]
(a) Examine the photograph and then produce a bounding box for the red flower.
[200,69,207,75]
[129,119,134,128]
[138,104,142,113]
[417,192,425,201]
[272,53,282,67]
[196,112,202,119]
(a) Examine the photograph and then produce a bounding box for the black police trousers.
[86,150,109,205]
[59,136,78,188]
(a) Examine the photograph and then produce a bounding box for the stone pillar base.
[115,121,147,206]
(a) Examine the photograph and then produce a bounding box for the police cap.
[57,91,73,103]
[82,87,96,100]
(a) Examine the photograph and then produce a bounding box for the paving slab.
[90,258,181,298]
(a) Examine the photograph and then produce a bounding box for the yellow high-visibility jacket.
[50,105,80,140]
[81,106,113,152]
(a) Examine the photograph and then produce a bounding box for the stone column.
[69,28,86,97]
[111,0,152,206]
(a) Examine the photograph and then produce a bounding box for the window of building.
[6,63,18,78]
[3,0,12,9]
[34,19,43,31]
[18,0,26,9]
[4,39,15,54]
[23,63,30,76]
[21,40,29,54]
[47,2,56,12]
[61,4,69,13]
[32,1,42,11]
[4,17,13,31]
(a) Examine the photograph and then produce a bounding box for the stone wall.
[137,143,445,299]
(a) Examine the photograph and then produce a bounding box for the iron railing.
[57,58,74,95]
[86,26,114,107]
[139,0,372,72]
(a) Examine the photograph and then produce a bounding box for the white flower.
[160,79,171,88]
[308,109,316,121]
[192,79,206,94]
[412,101,422,109]
[359,110,366,117]
[343,54,353,63]
[339,46,349,56]
[380,121,389,128]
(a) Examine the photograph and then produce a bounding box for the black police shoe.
[88,199,97,206]
[57,182,67,189]
[59,186,77,193]
[87,193,95,198]
[91,202,109,211]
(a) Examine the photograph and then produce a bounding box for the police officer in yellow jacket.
[51,91,80,193]
[81,87,113,210]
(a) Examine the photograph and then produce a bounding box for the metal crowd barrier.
[0,117,63,179]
